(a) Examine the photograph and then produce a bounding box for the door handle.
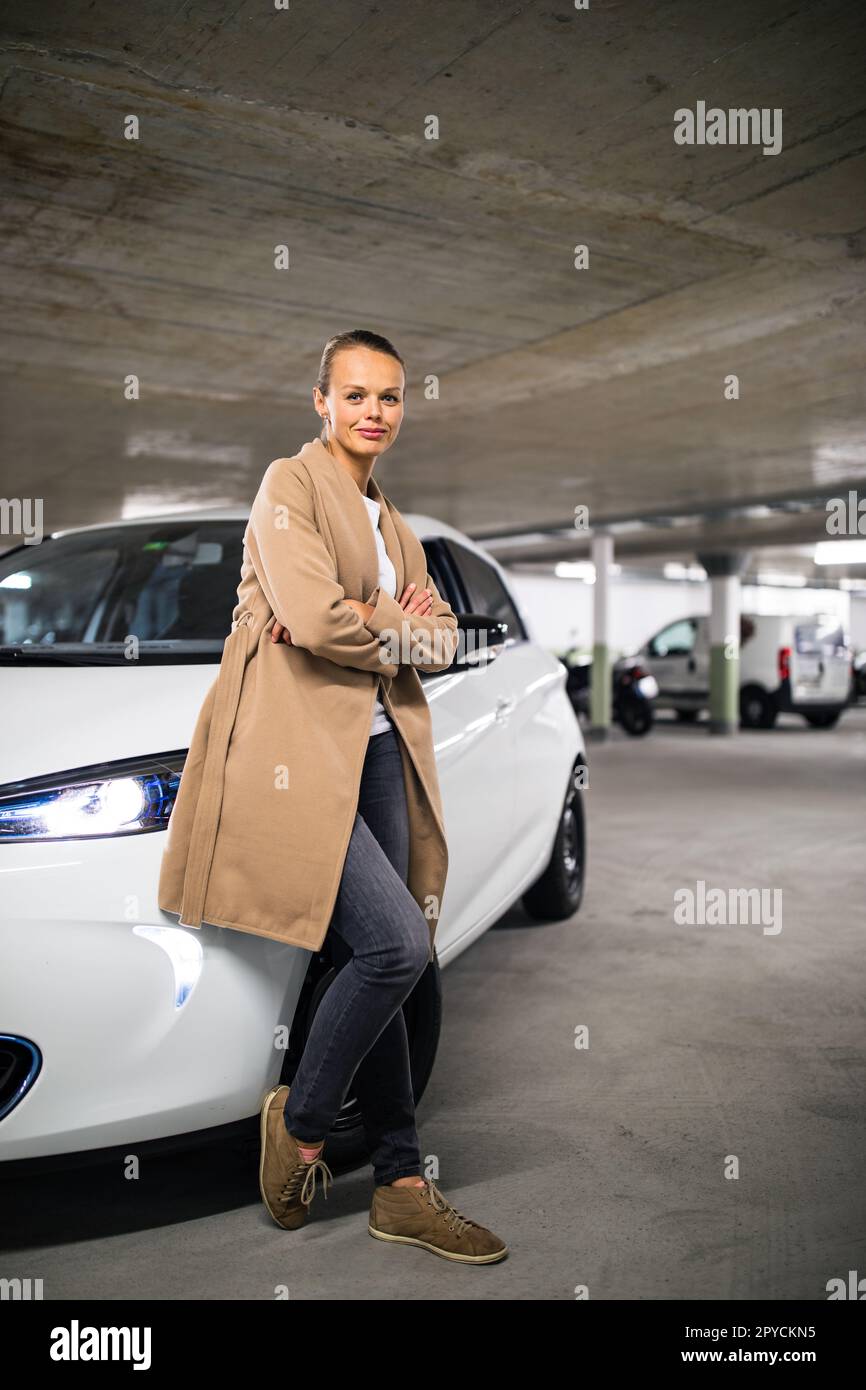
[495,695,516,721]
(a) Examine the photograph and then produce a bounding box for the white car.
[639,611,852,728]
[0,509,585,1171]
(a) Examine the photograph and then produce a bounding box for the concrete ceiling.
[1,0,865,575]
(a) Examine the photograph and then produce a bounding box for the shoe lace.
[422,1179,474,1237]
[280,1155,334,1208]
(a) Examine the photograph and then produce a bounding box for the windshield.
[0,520,246,662]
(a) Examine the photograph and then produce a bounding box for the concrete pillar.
[589,531,614,740]
[696,551,750,736]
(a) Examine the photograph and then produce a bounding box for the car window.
[420,540,461,612]
[795,620,847,656]
[648,618,697,657]
[443,539,527,641]
[0,521,245,655]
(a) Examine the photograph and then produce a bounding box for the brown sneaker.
[258,1085,333,1229]
[368,1178,508,1263]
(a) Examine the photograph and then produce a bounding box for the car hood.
[0,663,219,785]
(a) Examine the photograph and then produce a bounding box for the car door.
[690,616,711,705]
[644,617,702,709]
[417,537,517,943]
[792,617,851,707]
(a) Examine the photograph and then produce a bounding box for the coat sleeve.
[247,457,400,677]
[365,569,460,675]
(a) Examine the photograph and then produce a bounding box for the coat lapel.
[302,436,405,601]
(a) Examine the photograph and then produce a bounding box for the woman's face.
[316,347,404,459]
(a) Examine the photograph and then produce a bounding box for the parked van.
[638,613,852,728]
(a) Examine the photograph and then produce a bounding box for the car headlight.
[0,753,186,842]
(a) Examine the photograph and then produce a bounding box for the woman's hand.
[343,598,374,623]
[271,621,293,644]
[397,583,434,616]
[345,587,433,623]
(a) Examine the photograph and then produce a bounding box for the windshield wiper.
[0,644,223,665]
[0,646,129,665]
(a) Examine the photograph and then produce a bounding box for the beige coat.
[157,437,459,962]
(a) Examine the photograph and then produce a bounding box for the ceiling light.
[814,540,866,564]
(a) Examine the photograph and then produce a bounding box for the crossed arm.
[273,583,432,643]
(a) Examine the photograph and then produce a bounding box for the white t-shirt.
[362,493,398,736]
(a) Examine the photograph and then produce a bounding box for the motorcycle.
[613,659,658,736]
[562,651,658,736]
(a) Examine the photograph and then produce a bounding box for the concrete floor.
[2,705,864,1300]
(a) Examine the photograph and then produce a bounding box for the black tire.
[620,698,653,736]
[280,949,442,1171]
[522,759,587,920]
[740,685,777,729]
[675,708,700,723]
[803,710,841,728]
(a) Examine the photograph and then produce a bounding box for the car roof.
[48,507,494,566]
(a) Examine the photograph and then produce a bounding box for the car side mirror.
[448,612,509,672]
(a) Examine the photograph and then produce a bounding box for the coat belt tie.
[179,611,255,929]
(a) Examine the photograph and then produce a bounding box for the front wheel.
[522,759,587,920]
[619,697,653,736]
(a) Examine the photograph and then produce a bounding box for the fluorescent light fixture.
[556,561,596,582]
[553,561,621,581]
[814,540,866,565]
[488,532,552,549]
[740,505,774,519]
[663,562,707,581]
[755,571,808,587]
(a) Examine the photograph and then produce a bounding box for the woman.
[159,328,507,1264]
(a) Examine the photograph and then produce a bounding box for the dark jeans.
[282,726,431,1187]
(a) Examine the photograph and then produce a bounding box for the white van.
[638,613,852,728]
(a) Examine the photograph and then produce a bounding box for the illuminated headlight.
[0,753,186,842]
